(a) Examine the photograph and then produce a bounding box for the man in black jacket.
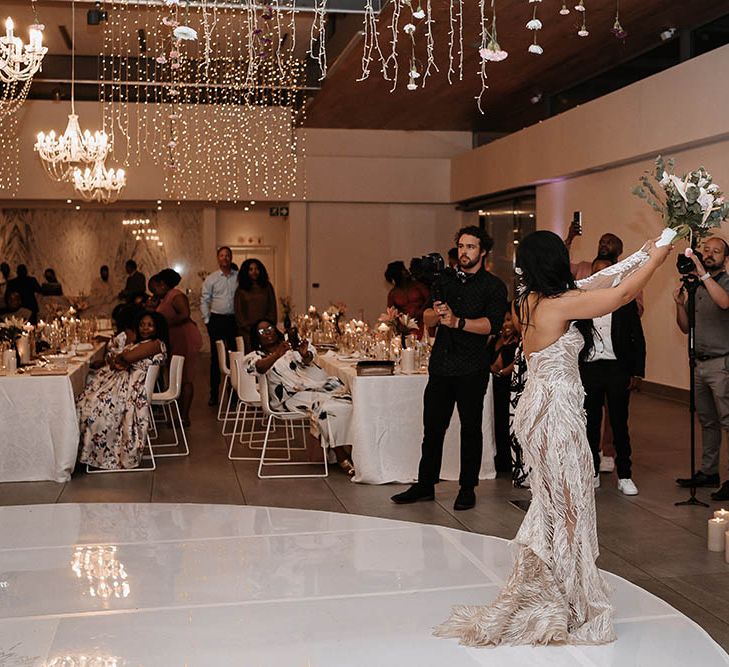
[580,257,646,496]
[391,226,508,511]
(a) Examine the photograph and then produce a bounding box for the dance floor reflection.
[0,503,726,666]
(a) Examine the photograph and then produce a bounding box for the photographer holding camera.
[392,226,507,510]
[674,237,729,500]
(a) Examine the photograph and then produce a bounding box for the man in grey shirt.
[674,237,729,499]
[201,246,238,406]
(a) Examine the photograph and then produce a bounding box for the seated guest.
[110,303,144,351]
[488,304,519,473]
[6,264,41,322]
[118,259,146,303]
[579,257,645,496]
[244,318,355,476]
[41,268,63,296]
[1,291,32,322]
[78,311,168,470]
[385,260,430,334]
[152,268,202,426]
[234,258,277,352]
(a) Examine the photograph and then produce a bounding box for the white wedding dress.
[435,249,649,647]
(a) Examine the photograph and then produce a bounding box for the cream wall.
[448,44,729,390]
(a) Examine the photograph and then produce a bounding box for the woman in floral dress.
[78,312,168,470]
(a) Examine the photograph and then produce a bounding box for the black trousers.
[417,371,490,488]
[207,313,237,400]
[580,360,633,479]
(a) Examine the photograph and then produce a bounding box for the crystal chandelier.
[0,16,47,84]
[34,0,109,181]
[73,159,126,203]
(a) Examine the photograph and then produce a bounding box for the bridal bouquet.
[633,156,729,244]
[378,306,419,336]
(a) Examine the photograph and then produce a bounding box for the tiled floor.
[2,362,729,652]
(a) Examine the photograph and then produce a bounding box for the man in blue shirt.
[201,246,238,406]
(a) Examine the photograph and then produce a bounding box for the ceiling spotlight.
[660,27,677,41]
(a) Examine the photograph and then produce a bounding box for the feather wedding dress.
[435,249,649,647]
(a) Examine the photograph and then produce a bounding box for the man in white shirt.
[579,257,646,496]
[201,246,238,405]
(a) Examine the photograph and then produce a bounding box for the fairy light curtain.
[100,1,313,202]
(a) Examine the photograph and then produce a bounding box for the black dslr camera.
[420,252,446,302]
[677,249,703,275]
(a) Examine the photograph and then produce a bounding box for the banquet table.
[317,353,496,484]
[0,344,105,483]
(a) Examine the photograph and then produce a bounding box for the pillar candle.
[708,517,727,551]
[714,509,729,521]
[400,348,416,374]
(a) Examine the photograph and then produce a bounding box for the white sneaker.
[599,455,615,473]
[593,475,600,489]
[617,478,638,496]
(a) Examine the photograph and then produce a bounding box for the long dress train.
[434,249,649,647]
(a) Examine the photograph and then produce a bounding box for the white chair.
[87,363,158,474]
[228,358,305,460]
[235,336,246,353]
[216,339,232,422]
[150,355,189,458]
[257,374,329,479]
[221,350,243,435]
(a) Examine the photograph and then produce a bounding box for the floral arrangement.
[633,156,729,243]
[324,303,346,335]
[378,306,419,336]
[0,317,25,344]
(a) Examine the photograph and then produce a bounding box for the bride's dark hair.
[515,230,594,359]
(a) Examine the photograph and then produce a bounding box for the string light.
[101,1,304,202]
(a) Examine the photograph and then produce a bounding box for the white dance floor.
[0,503,726,666]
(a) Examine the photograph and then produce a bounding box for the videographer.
[391,226,508,511]
[674,237,729,500]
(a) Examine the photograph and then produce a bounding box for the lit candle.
[5,17,14,39]
[714,509,729,521]
[29,27,41,50]
[708,517,727,551]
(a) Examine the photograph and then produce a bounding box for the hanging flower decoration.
[403,22,416,35]
[526,1,543,55]
[611,0,627,39]
[574,0,585,10]
[412,5,426,19]
[578,22,589,37]
[559,3,570,14]
[480,39,508,62]
[173,26,198,41]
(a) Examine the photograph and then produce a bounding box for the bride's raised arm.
[575,247,650,292]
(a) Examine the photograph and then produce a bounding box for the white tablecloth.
[318,354,496,484]
[0,345,104,483]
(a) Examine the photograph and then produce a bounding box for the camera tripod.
[676,272,709,507]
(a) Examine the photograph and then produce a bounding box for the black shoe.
[711,481,729,501]
[391,484,435,504]
[454,487,476,511]
[676,472,720,488]
[208,396,218,407]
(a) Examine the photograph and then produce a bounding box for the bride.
[435,230,671,646]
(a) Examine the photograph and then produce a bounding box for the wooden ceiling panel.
[305,0,729,131]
